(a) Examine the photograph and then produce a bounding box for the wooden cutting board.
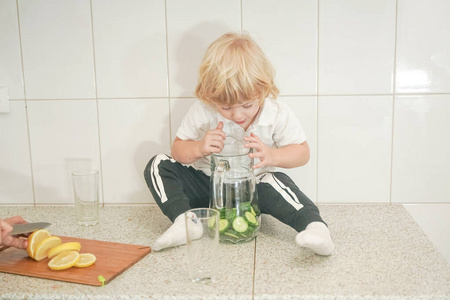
[0,236,151,286]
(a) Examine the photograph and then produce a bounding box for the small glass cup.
[185,208,220,283]
[72,169,100,226]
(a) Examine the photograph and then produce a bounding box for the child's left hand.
[244,133,274,169]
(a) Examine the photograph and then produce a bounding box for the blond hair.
[195,32,279,107]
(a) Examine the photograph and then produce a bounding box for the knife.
[9,222,52,235]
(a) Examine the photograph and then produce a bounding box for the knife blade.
[9,222,51,235]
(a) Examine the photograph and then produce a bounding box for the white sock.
[152,213,203,252]
[295,221,335,256]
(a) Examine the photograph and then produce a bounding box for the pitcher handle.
[213,160,228,209]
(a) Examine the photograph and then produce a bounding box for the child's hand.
[244,133,274,169]
[199,122,226,156]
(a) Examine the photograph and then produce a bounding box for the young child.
[144,32,334,256]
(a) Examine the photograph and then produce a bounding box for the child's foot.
[152,212,203,251]
[295,221,334,256]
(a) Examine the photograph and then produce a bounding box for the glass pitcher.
[210,140,261,243]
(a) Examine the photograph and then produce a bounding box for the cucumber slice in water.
[225,209,237,220]
[224,231,239,239]
[232,216,249,233]
[219,219,230,232]
[244,211,258,225]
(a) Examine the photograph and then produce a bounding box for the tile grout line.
[164,0,173,146]
[242,2,256,298]
[89,0,105,207]
[16,0,36,207]
[389,0,400,205]
[240,0,243,33]
[13,91,450,102]
[315,0,320,205]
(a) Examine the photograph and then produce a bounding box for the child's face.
[215,99,261,131]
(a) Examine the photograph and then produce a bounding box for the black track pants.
[144,154,325,232]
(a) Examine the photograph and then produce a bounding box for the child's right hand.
[199,121,226,156]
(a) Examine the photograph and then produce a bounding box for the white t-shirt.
[176,98,307,176]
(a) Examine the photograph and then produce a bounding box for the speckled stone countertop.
[1,205,449,299]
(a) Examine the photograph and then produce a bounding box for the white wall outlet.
[0,86,11,114]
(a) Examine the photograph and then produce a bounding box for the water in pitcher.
[210,139,261,243]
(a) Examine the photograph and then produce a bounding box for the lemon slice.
[47,242,81,259]
[74,253,96,268]
[26,229,52,259]
[48,251,80,271]
[34,236,62,261]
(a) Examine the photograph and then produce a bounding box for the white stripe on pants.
[258,173,304,211]
[151,154,176,204]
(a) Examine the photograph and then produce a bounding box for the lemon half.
[26,229,52,259]
[34,236,62,261]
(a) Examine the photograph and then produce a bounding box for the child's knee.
[143,154,169,184]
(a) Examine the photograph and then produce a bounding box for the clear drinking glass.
[185,208,220,283]
[72,169,100,226]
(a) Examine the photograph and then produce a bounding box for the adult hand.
[0,216,29,249]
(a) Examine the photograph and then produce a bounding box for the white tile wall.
[318,0,396,95]
[18,0,96,99]
[98,98,171,204]
[27,100,101,204]
[0,0,24,99]
[243,0,318,95]
[91,0,168,98]
[0,101,33,204]
[281,97,317,202]
[0,0,449,207]
[318,96,393,203]
[392,95,450,203]
[396,0,450,93]
[166,0,241,97]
